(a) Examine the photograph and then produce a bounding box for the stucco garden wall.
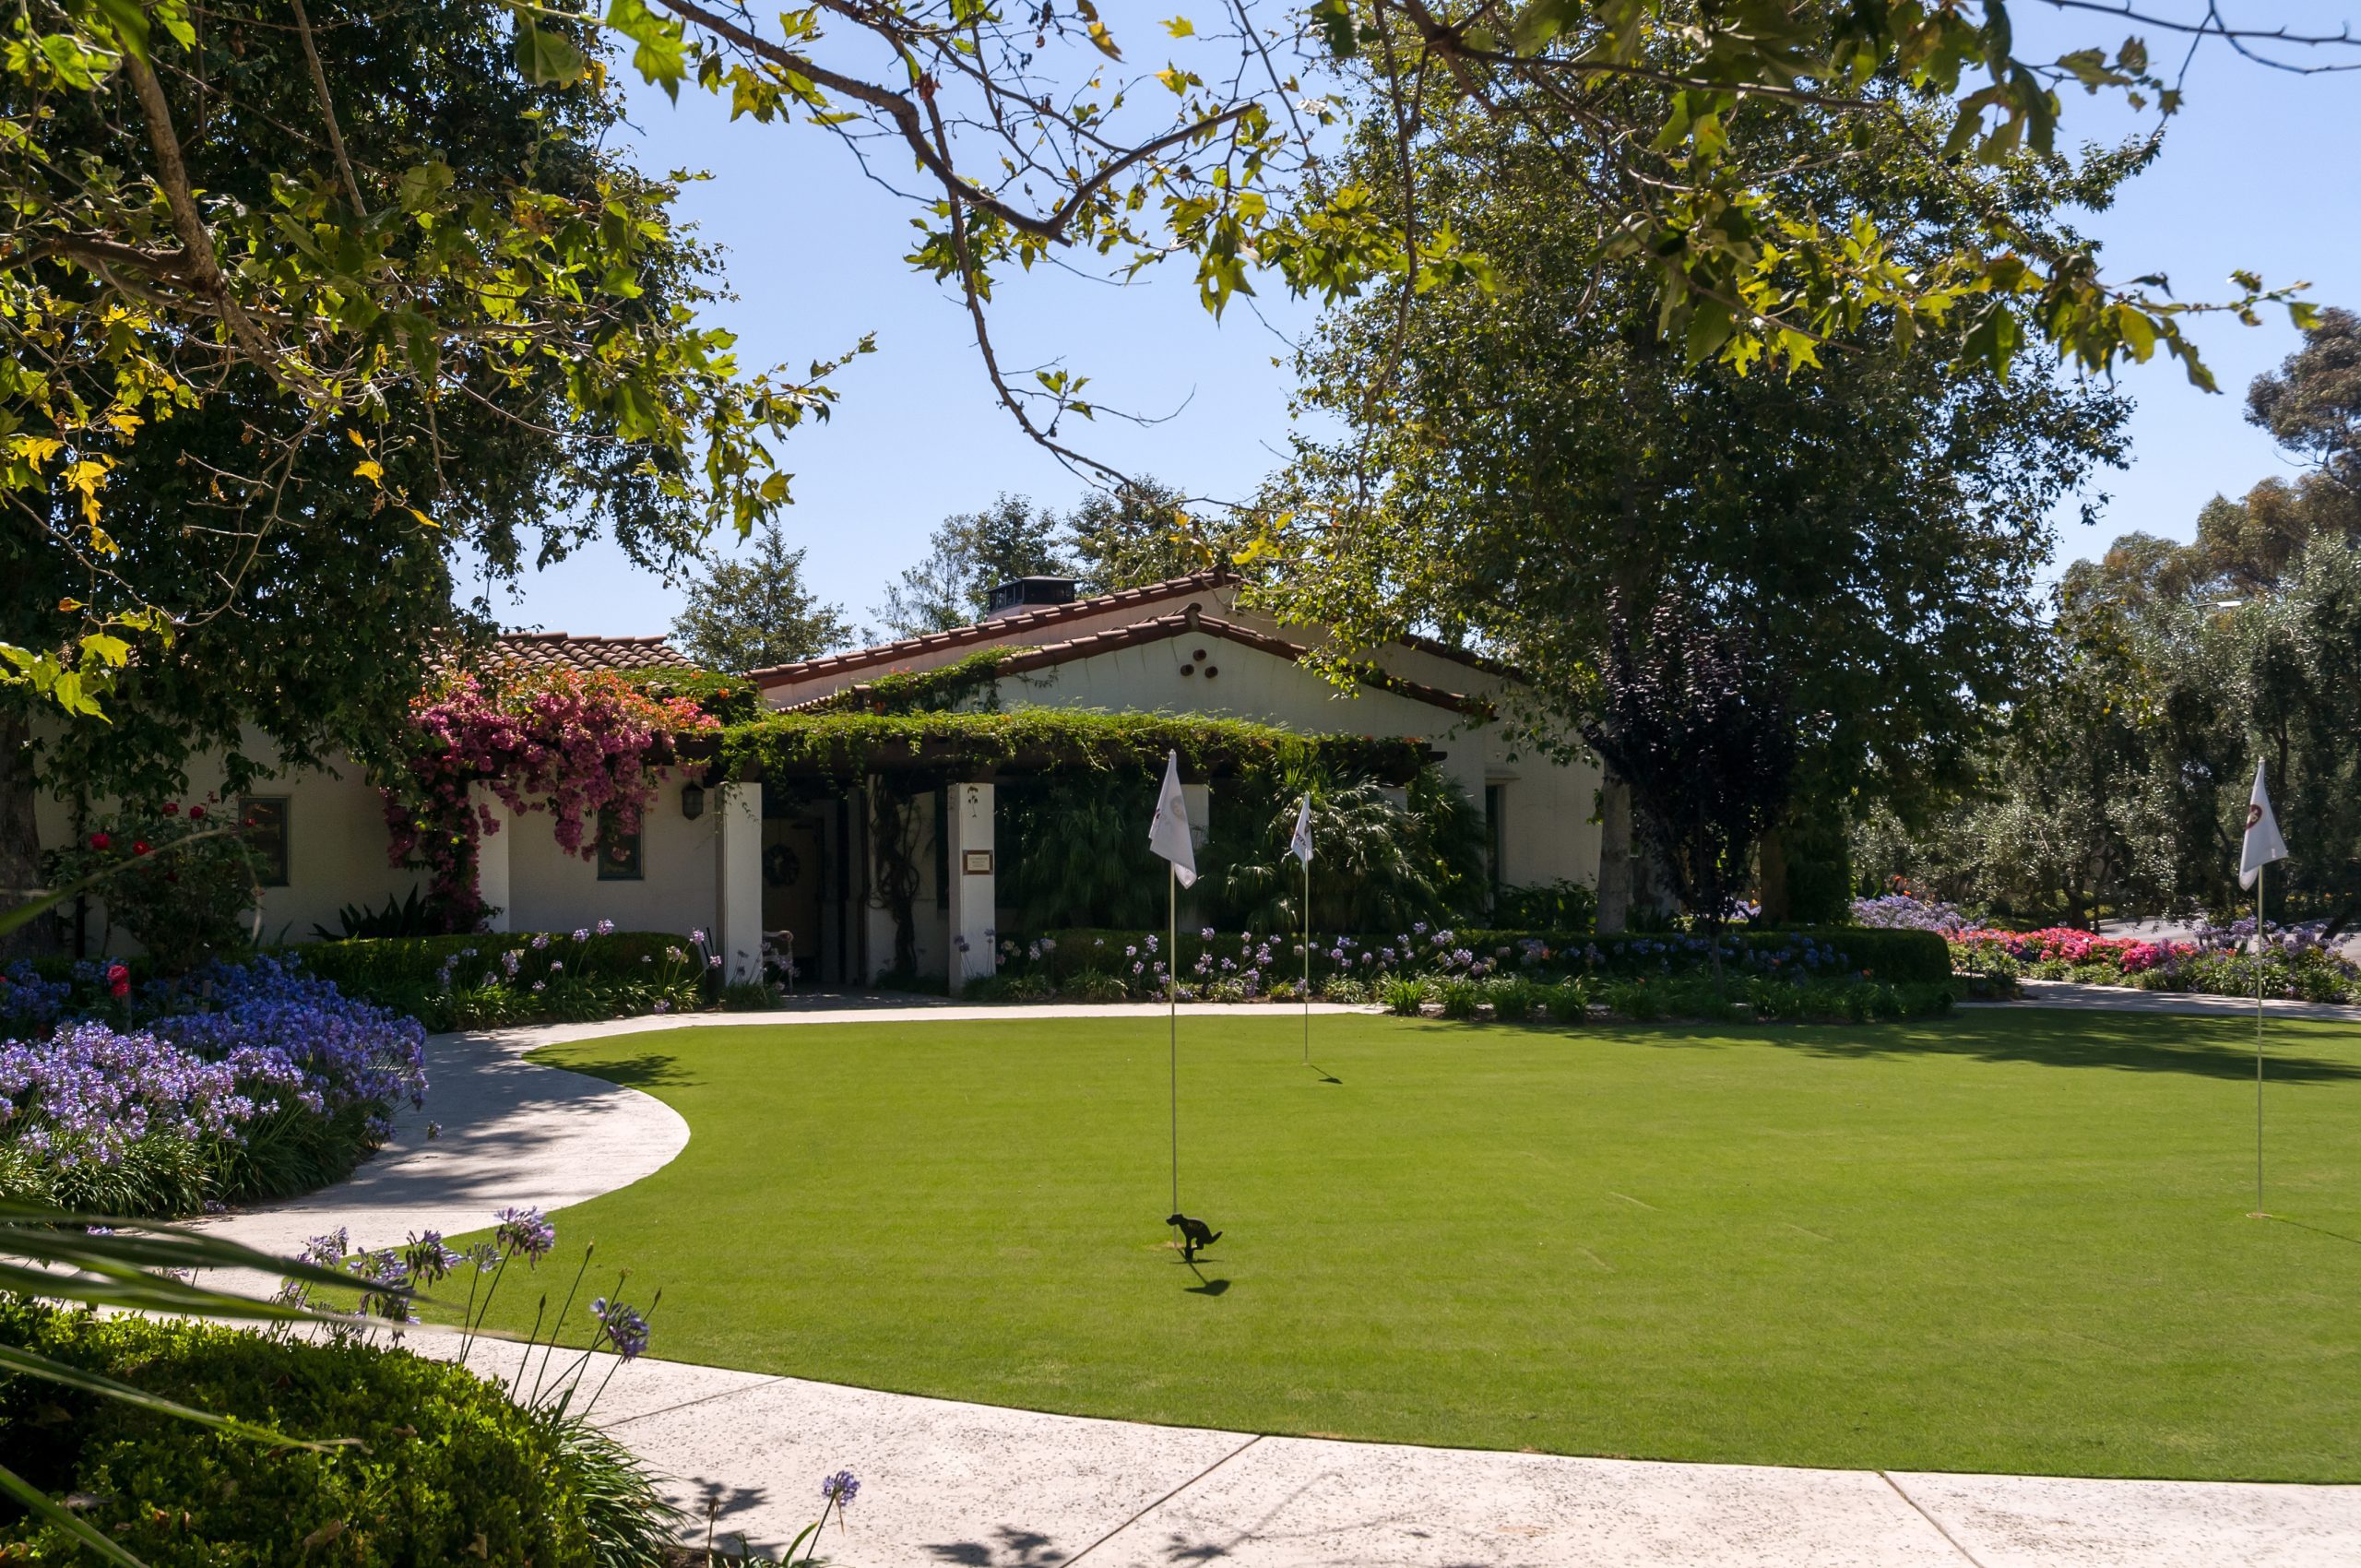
[502,774,716,941]
[30,737,417,955]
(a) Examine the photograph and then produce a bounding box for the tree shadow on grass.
[528,1050,699,1091]
[1632,1013,2361,1085]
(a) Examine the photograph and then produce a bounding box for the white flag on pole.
[1288,794,1314,866]
[1150,751,1198,888]
[2238,759,2288,891]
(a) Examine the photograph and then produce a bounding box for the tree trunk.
[1596,772,1633,932]
[0,711,57,958]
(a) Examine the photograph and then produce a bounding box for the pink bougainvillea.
[384,671,718,931]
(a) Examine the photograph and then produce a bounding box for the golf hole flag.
[1150,751,1198,888]
[1289,795,1314,865]
[2239,760,2288,892]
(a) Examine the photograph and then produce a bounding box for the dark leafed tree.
[873,495,1072,637]
[2248,307,2361,497]
[1264,95,2131,928]
[1066,478,1223,596]
[8,1,2343,716]
[0,0,849,950]
[1581,591,1797,985]
[671,526,852,672]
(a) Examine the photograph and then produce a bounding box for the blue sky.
[502,13,2361,640]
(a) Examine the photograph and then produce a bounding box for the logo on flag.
[1289,795,1314,866]
[1149,751,1198,888]
[2239,760,2288,892]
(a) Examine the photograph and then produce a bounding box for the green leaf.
[0,1463,145,1568]
[516,18,587,86]
[0,1343,337,1452]
[90,0,151,61]
[607,0,688,101]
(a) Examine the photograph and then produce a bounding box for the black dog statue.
[1166,1212,1222,1262]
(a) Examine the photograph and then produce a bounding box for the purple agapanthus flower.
[493,1205,556,1262]
[591,1295,653,1359]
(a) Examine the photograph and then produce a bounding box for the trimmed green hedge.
[1479,927,1954,986]
[0,1303,652,1566]
[1001,924,1951,990]
[293,931,704,1031]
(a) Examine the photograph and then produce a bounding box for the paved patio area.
[201,998,2361,1566]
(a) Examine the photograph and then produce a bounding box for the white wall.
[30,737,420,954]
[504,776,715,940]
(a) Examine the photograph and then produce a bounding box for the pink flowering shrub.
[1952,922,2361,1003]
[1947,927,2201,985]
[383,671,717,931]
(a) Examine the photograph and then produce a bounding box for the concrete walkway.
[1965,980,2361,1026]
[203,1000,2360,1567]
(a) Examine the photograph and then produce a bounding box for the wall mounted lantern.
[681,782,706,821]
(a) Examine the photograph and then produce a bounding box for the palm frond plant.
[1210,765,1489,933]
[999,772,1164,929]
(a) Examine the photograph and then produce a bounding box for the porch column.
[717,781,763,984]
[471,786,512,932]
[946,780,996,992]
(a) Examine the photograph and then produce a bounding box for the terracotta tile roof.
[1396,630,1523,681]
[489,632,700,677]
[748,569,1237,690]
[784,609,1485,717]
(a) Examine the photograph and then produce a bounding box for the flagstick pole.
[1302,849,1311,1065]
[1169,861,1180,1219]
[2254,861,2266,1218]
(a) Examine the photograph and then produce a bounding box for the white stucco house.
[36,570,1603,990]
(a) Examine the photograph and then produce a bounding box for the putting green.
[462,1010,2361,1480]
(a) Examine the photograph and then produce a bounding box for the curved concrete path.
[213,999,2359,1567]
[1967,979,2361,1026]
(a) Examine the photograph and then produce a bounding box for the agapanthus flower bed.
[1852,892,1972,934]
[981,923,1952,1004]
[0,956,426,1218]
[1947,919,2359,1004]
[294,924,714,1031]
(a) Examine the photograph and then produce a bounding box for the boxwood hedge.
[0,1302,660,1567]
[1003,924,1951,990]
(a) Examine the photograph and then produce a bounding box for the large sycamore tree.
[1261,96,2132,925]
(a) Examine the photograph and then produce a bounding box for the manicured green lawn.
[463,1010,2361,1480]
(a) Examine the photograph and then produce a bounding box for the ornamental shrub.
[1945,921,2358,1004]
[0,957,426,1217]
[1061,968,1130,1004]
[0,1302,636,1568]
[1436,979,1481,1020]
[384,670,718,931]
[1381,975,1430,1016]
[1009,924,1952,990]
[41,802,263,973]
[296,929,706,1031]
[1543,979,1594,1024]
[1483,976,1538,1022]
